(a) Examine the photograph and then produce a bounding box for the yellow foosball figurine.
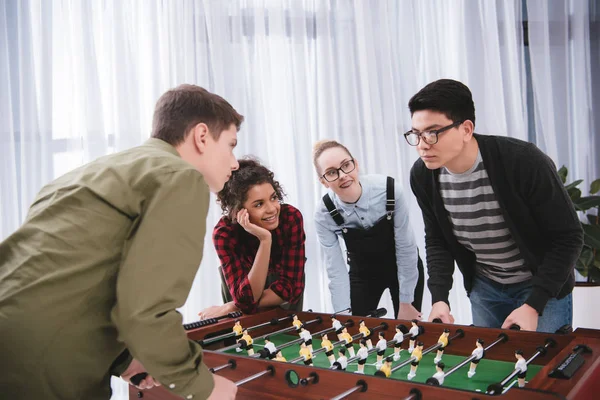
[407,341,424,380]
[299,342,313,366]
[375,356,393,378]
[358,320,373,349]
[339,327,356,358]
[292,314,303,331]
[434,329,450,364]
[233,320,244,352]
[321,333,335,366]
[274,350,287,362]
[240,329,254,356]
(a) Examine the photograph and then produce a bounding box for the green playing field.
[223,332,542,393]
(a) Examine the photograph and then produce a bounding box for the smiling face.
[242,182,281,231]
[316,147,361,203]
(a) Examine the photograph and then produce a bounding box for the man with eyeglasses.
[406,79,582,333]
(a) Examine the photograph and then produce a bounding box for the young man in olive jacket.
[406,79,583,333]
[0,85,241,400]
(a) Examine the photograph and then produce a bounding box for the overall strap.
[322,194,345,226]
[386,176,395,220]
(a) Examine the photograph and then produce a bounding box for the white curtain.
[526,0,597,187]
[0,1,596,398]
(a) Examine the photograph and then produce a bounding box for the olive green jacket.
[0,139,214,399]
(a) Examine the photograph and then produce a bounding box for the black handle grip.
[509,324,521,331]
[130,372,148,386]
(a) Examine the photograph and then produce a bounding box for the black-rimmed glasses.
[403,120,464,146]
[321,159,356,182]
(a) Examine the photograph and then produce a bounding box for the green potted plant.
[559,166,600,284]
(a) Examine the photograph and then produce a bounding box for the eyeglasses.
[403,120,464,146]
[321,159,356,182]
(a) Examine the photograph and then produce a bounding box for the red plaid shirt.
[213,204,306,314]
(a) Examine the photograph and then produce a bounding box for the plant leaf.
[565,179,583,190]
[574,196,600,211]
[568,188,582,201]
[591,179,600,195]
[579,246,595,267]
[558,166,568,184]
[583,224,600,249]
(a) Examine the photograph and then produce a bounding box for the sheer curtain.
[0,1,596,398]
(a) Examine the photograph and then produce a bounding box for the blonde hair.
[312,140,354,174]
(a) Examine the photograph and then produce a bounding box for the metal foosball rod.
[258,308,385,361]
[390,329,465,374]
[234,365,275,386]
[486,338,557,395]
[287,321,388,365]
[219,316,324,353]
[329,379,368,400]
[324,323,389,367]
[425,333,508,385]
[400,388,423,400]
[208,359,237,373]
[184,311,244,330]
[198,315,293,347]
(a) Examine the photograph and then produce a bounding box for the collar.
[334,181,370,216]
[144,138,181,157]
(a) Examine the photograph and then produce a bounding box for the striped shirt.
[439,152,531,284]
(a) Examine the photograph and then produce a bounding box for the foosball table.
[130,308,600,399]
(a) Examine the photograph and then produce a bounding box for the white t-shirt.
[264,342,277,355]
[432,371,445,385]
[376,339,387,351]
[409,326,419,337]
[300,330,312,342]
[515,359,528,373]
[357,347,369,360]
[472,347,484,360]
[393,332,404,343]
[332,320,343,330]
[337,356,348,369]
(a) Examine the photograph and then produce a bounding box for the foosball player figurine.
[375,331,387,368]
[356,339,369,374]
[434,328,450,364]
[240,329,254,356]
[392,324,404,361]
[375,356,394,378]
[292,313,303,330]
[299,325,314,352]
[408,319,420,353]
[233,319,244,352]
[358,320,373,349]
[515,350,528,388]
[431,362,446,385]
[468,339,485,378]
[321,333,336,366]
[334,348,348,371]
[263,336,277,358]
[331,315,344,341]
[274,350,287,362]
[300,342,313,366]
[407,341,424,380]
[339,327,356,357]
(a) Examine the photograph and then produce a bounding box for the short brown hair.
[312,140,353,174]
[151,84,244,145]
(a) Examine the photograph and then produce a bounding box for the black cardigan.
[410,134,583,314]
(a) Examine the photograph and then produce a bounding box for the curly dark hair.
[217,157,286,221]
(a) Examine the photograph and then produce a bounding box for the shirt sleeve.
[268,206,306,304]
[110,169,214,399]
[410,164,456,307]
[314,208,351,312]
[213,221,259,314]
[393,182,419,303]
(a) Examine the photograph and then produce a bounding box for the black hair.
[408,79,476,127]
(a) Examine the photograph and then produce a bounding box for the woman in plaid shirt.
[198,158,306,317]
